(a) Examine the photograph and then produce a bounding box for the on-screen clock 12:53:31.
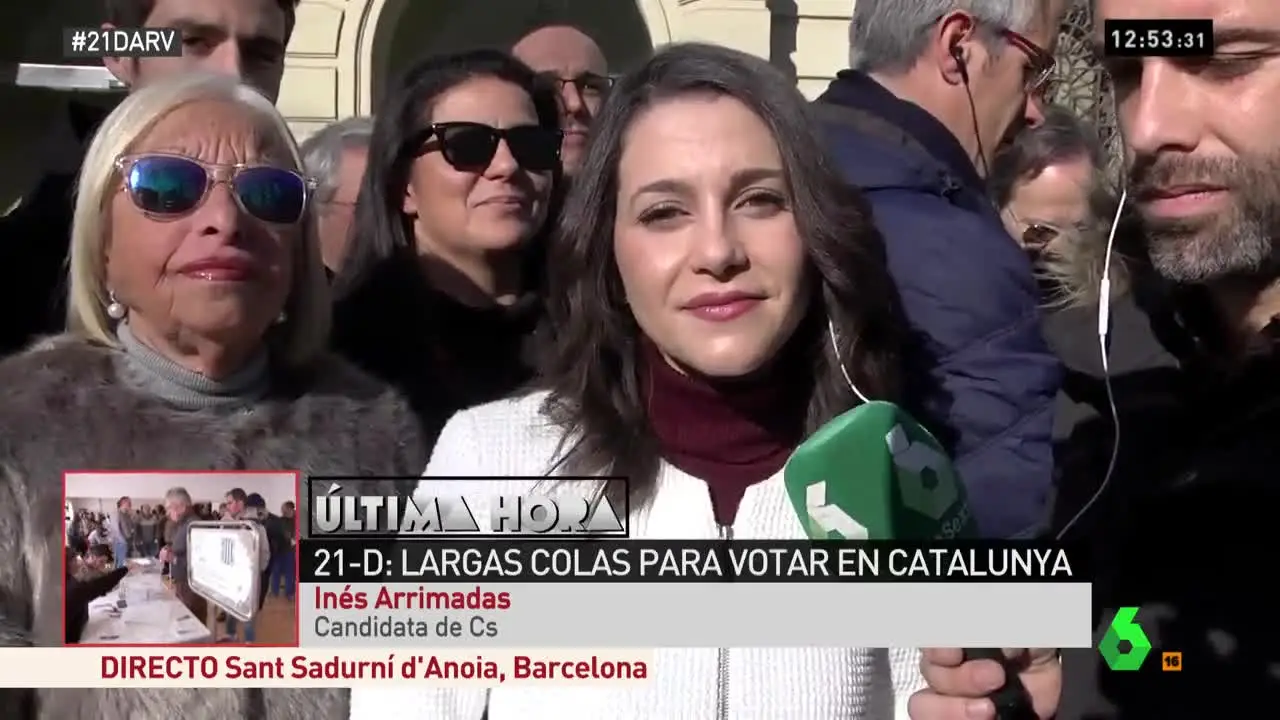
[1104,18,1213,57]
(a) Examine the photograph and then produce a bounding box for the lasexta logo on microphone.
[804,480,868,539]
[884,421,972,539]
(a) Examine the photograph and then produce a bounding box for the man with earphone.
[813,0,1069,542]
[1051,0,1280,718]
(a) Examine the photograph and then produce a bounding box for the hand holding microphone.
[910,648,1060,720]
[782,385,1050,719]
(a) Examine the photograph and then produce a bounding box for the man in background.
[512,24,611,177]
[109,496,134,569]
[0,0,302,355]
[224,488,247,519]
[1054,0,1280,716]
[157,487,205,623]
[78,544,116,579]
[814,0,1068,537]
[136,505,159,557]
[224,493,273,643]
[300,116,375,276]
[266,500,296,601]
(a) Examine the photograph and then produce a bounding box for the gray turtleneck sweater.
[111,322,273,579]
[115,321,271,410]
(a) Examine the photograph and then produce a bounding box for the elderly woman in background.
[0,72,426,719]
[299,116,375,276]
[989,105,1180,538]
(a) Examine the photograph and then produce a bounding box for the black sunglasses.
[115,153,312,224]
[410,122,562,173]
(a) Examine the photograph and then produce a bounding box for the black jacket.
[1041,273,1185,533]
[331,252,542,449]
[1052,288,1280,718]
[262,513,291,559]
[0,172,75,354]
[65,565,128,643]
[0,101,112,355]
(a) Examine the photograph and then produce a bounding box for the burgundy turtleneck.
[640,339,812,526]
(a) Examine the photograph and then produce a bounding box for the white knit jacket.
[349,391,926,720]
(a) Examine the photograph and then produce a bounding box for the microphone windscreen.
[783,402,978,541]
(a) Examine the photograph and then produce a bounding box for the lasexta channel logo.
[1098,606,1152,671]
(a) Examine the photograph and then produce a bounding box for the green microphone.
[783,400,976,541]
[779,320,1037,719]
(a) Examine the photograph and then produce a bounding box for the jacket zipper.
[716,523,733,720]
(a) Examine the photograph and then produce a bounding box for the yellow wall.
[278,0,855,140]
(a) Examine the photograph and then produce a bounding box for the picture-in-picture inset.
[63,470,299,647]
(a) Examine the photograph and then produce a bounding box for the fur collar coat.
[0,336,429,719]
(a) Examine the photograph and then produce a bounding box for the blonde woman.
[991,104,1127,310]
[0,72,425,718]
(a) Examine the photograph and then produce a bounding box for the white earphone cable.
[1054,188,1127,540]
[827,317,873,405]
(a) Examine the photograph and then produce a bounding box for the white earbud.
[1096,189,1127,341]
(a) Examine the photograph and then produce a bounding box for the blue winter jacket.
[815,71,1062,538]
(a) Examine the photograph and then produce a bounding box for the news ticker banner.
[295,538,1093,649]
[301,478,1091,647]
[0,648,652,688]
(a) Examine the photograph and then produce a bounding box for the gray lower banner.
[299,582,1092,648]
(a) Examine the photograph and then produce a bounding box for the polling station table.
[82,562,214,644]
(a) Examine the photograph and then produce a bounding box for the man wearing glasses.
[513,24,612,176]
[813,0,1068,543]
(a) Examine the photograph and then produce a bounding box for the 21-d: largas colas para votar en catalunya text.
[307,542,1075,582]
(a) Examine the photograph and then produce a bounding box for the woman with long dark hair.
[331,49,564,445]
[351,43,923,719]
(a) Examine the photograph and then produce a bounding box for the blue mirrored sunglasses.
[115,153,313,224]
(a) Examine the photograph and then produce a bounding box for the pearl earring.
[106,291,126,320]
[275,311,287,325]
